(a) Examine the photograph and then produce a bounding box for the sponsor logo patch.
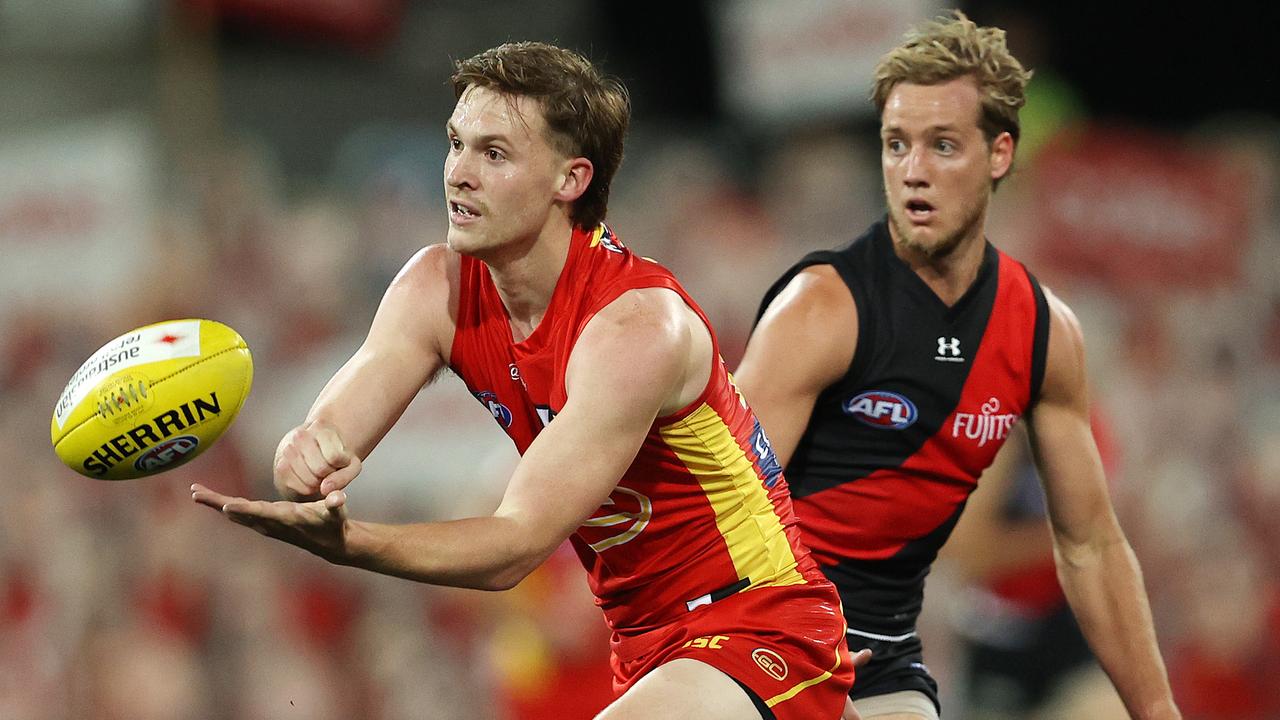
[951,396,1019,447]
[843,390,918,430]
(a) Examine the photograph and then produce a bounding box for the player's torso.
[450,224,824,634]
[769,220,1049,632]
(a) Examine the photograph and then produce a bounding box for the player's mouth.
[905,198,935,223]
[449,200,482,224]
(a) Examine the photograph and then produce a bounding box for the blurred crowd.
[2,2,1278,719]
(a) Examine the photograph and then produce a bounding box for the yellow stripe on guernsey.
[659,404,805,589]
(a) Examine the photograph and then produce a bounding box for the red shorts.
[610,581,854,720]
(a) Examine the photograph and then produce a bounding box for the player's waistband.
[684,577,751,612]
[610,580,838,663]
[846,625,918,643]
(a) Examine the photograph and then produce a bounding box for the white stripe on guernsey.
[846,627,917,642]
[685,594,713,612]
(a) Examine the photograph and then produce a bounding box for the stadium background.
[1,1,1277,718]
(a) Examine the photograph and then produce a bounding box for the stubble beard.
[886,192,987,261]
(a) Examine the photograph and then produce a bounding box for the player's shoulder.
[1041,285,1085,351]
[393,243,459,288]
[768,263,858,325]
[589,286,691,340]
[1036,284,1088,402]
[376,244,460,351]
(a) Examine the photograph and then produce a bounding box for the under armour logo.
[935,337,964,363]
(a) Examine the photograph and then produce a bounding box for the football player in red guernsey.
[192,42,858,719]
[735,12,1179,720]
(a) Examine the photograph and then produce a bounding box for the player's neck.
[896,225,988,308]
[486,215,574,341]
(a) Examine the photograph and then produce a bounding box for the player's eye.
[449,137,462,151]
[486,148,505,161]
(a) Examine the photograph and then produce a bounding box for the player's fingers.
[323,490,347,511]
[222,498,300,526]
[851,648,872,668]
[281,466,314,500]
[279,442,323,495]
[322,491,349,524]
[273,457,318,500]
[313,425,355,471]
[318,456,362,495]
[191,483,236,511]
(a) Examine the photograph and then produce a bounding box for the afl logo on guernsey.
[473,391,513,428]
[843,391,918,430]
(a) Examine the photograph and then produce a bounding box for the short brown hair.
[452,42,630,230]
[872,10,1032,144]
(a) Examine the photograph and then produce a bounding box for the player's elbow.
[482,531,557,591]
[1051,519,1127,572]
[483,553,543,591]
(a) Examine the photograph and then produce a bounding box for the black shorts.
[845,628,941,713]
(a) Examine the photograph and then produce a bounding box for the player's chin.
[445,226,482,254]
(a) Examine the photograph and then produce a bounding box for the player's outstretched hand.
[191,483,350,562]
[841,649,874,720]
[273,419,363,501]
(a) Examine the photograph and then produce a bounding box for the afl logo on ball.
[843,390,918,430]
[752,648,788,681]
[133,435,200,472]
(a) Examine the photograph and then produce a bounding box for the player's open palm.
[191,483,350,562]
[273,419,363,501]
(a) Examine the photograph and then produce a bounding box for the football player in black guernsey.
[735,11,1180,720]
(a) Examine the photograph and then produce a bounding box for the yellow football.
[51,319,253,480]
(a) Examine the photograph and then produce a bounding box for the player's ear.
[554,157,594,204]
[990,131,1014,182]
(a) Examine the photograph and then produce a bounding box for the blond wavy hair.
[873,10,1032,144]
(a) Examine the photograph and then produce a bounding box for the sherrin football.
[51,319,253,480]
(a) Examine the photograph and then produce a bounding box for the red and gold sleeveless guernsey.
[450,224,853,717]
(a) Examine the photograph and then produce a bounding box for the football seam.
[53,344,249,452]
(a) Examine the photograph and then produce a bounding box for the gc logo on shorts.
[752,647,788,681]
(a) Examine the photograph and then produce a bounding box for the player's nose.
[902,146,931,185]
[445,149,478,189]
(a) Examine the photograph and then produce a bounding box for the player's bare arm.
[273,244,457,500]
[1027,288,1180,720]
[194,286,706,592]
[735,265,857,467]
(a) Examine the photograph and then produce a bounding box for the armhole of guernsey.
[1026,268,1051,409]
[754,249,868,390]
[823,250,872,391]
[449,254,480,369]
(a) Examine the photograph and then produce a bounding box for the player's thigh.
[1033,664,1127,720]
[850,689,938,720]
[596,658,761,720]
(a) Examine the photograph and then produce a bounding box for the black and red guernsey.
[756,218,1050,639]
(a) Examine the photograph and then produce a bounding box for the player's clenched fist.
[273,419,363,501]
